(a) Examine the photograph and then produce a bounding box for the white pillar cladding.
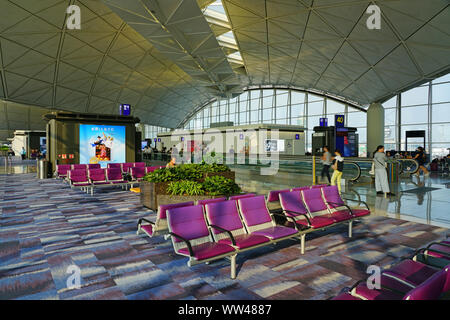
[367,102,384,157]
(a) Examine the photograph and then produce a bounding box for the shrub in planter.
[167,180,205,196]
[202,175,241,196]
[143,163,231,183]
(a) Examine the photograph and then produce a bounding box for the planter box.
[140,181,170,210]
[157,194,226,206]
[140,170,236,210]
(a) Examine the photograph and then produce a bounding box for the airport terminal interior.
[1,0,450,302]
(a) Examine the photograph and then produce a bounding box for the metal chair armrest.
[209,225,236,246]
[326,201,355,216]
[271,212,300,229]
[342,198,370,211]
[169,232,194,257]
[424,242,450,257]
[280,210,312,228]
[137,218,155,227]
[349,279,366,291]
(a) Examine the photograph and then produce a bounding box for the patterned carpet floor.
[0,173,448,300]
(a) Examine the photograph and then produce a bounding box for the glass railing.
[142,152,420,182]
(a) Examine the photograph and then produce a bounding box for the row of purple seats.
[136,193,256,238]
[333,238,450,300]
[68,168,131,195]
[417,238,450,264]
[145,166,164,173]
[266,184,328,212]
[56,162,146,179]
[55,163,101,179]
[107,162,145,174]
[279,186,370,240]
[165,195,302,279]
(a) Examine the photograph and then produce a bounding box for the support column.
[367,102,385,157]
[136,123,146,139]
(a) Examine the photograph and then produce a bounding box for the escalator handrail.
[395,158,420,174]
[341,161,361,182]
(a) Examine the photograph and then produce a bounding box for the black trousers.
[321,164,331,183]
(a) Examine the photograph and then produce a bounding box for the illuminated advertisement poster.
[79,124,126,167]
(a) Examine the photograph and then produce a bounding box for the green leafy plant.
[202,175,241,196]
[143,163,231,183]
[167,180,205,196]
[143,168,176,182]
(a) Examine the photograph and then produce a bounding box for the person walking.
[320,146,332,184]
[20,147,26,160]
[373,145,394,196]
[330,149,344,193]
[413,146,429,177]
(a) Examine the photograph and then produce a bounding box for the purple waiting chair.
[321,185,371,219]
[68,169,91,193]
[228,193,256,201]
[291,186,310,192]
[121,163,134,174]
[403,264,450,300]
[349,262,449,300]
[145,166,164,173]
[87,163,101,170]
[71,164,87,171]
[167,205,238,279]
[237,196,302,248]
[107,163,121,169]
[301,188,354,236]
[55,164,71,179]
[280,191,334,232]
[266,189,291,212]
[205,200,271,251]
[197,197,227,208]
[419,241,450,262]
[129,167,146,188]
[88,168,109,195]
[106,168,128,187]
[137,201,195,238]
[311,184,328,189]
[133,162,146,168]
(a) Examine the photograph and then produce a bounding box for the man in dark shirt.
[413,147,429,177]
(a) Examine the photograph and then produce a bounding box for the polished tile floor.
[0,170,448,300]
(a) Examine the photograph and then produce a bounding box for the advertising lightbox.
[79,124,126,167]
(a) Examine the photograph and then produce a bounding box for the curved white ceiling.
[0,0,449,141]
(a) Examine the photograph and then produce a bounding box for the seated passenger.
[166,156,177,169]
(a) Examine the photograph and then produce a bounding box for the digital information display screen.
[120,104,131,116]
[79,124,126,167]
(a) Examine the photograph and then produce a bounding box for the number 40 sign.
[335,114,345,128]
